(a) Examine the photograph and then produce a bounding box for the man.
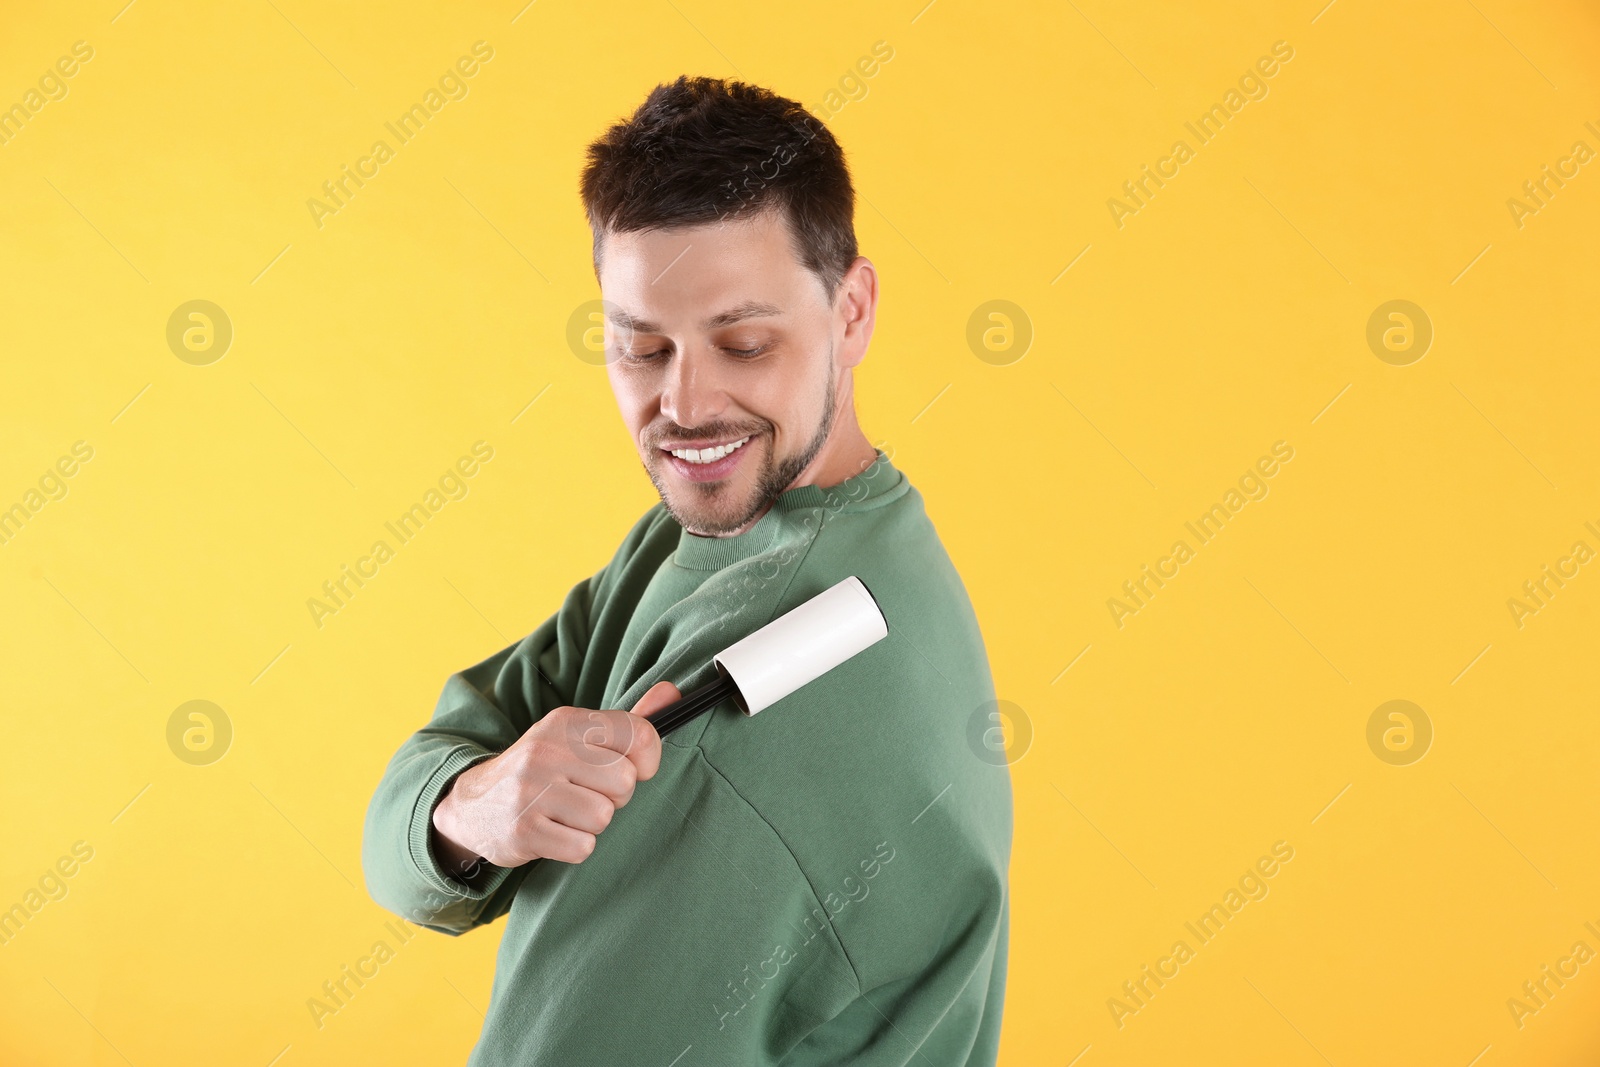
[362,75,1012,1066]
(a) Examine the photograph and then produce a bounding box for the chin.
[645,468,726,530]
[671,497,754,537]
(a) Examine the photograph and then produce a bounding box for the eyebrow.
[606,299,784,335]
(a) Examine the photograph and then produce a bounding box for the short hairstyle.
[580,76,858,304]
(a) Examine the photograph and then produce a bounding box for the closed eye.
[620,344,772,361]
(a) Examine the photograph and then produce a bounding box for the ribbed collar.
[672,448,902,571]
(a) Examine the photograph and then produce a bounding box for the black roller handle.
[643,668,741,738]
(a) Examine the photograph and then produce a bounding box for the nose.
[658,348,727,430]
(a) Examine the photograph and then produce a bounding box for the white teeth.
[669,435,750,464]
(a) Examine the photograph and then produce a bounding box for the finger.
[616,680,674,781]
[631,679,681,718]
[528,780,616,837]
[564,746,640,803]
[523,815,597,865]
[565,707,651,758]
[551,709,648,789]
[572,697,665,779]
[554,711,650,798]
[624,722,662,782]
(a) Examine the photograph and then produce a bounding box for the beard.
[644,353,837,537]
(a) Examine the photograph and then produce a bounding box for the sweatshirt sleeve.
[360,568,605,936]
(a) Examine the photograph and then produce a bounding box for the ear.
[835,257,877,370]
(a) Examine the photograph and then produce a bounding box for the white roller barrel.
[713,575,888,715]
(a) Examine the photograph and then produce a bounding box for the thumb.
[630,679,682,719]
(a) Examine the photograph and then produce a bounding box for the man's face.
[599,209,845,537]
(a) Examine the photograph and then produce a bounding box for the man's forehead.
[602,211,786,272]
[599,212,814,334]
[600,203,807,275]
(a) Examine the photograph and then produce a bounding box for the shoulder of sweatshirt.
[785,478,987,689]
[696,476,1010,858]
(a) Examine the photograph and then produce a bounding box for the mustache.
[648,423,766,449]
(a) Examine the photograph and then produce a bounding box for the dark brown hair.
[580,76,858,304]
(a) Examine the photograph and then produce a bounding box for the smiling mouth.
[660,435,753,465]
[656,432,759,484]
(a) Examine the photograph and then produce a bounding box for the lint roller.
[645,575,888,738]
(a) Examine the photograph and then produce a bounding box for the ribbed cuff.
[407,746,514,901]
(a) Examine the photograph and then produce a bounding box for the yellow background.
[2,0,1597,1063]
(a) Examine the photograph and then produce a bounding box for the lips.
[659,432,757,483]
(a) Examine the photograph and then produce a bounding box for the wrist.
[431,786,486,884]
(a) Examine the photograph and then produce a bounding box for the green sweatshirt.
[362,449,1012,1065]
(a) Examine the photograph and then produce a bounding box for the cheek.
[751,357,820,424]
[608,374,653,426]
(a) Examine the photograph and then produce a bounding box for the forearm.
[361,740,519,934]
[361,564,618,932]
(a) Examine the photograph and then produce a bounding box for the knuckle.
[586,744,623,768]
[615,758,638,791]
[541,707,580,740]
[518,792,546,823]
[518,737,553,770]
[512,809,544,840]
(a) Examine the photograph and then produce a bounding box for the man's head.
[580,77,877,538]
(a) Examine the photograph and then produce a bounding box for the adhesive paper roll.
[712,575,889,716]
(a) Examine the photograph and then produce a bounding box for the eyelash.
[624,344,770,361]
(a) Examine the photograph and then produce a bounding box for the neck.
[788,364,876,491]
[703,378,876,539]
[786,412,877,493]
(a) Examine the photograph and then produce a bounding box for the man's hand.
[430,681,681,880]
